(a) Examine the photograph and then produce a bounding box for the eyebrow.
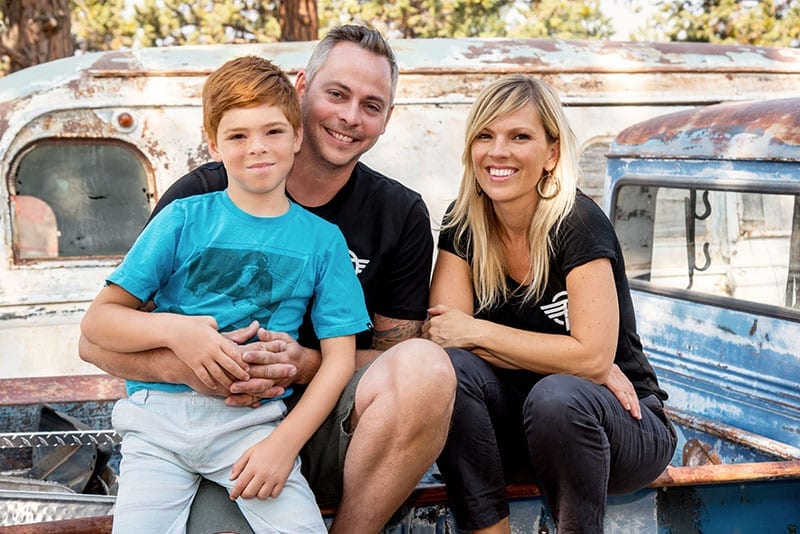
[221,120,289,133]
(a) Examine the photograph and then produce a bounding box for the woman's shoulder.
[565,190,613,230]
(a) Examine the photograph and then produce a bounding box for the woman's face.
[470,103,559,208]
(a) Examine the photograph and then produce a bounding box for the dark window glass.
[12,141,150,260]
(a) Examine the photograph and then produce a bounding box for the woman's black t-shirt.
[438,191,667,400]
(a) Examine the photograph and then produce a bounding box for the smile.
[326,128,356,144]
[248,162,274,169]
[487,167,516,180]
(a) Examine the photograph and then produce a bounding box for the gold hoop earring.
[536,171,560,200]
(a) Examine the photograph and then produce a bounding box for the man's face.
[299,41,394,170]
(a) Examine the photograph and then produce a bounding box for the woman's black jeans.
[437,348,677,533]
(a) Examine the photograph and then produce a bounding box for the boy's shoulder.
[151,190,223,221]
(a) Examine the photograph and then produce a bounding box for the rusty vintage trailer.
[2,38,800,378]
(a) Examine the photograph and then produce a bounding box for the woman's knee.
[523,374,597,434]
[446,347,496,383]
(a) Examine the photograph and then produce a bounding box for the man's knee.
[378,338,454,398]
[356,339,454,420]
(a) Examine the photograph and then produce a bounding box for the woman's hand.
[423,304,478,349]
[604,363,641,419]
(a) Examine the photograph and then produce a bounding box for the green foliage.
[72,0,138,51]
[318,0,612,39]
[508,0,614,39]
[318,0,509,38]
[133,0,281,47]
[652,0,800,46]
[2,0,798,57]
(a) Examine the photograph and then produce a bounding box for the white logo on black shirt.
[541,290,569,330]
[349,249,370,275]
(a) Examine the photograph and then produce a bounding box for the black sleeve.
[436,200,470,261]
[148,161,228,223]
[556,192,619,276]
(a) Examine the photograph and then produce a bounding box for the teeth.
[329,130,354,143]
[489,167,514,177]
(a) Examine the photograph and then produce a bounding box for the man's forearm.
[78,334,195,385]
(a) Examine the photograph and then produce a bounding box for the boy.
[80,55,370,533]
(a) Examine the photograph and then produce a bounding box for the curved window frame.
[8,138,154,265]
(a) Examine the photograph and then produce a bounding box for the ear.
[207,136,221,162]
[545,139,560,172]
[380,104,395,135]
[293,124,303,154]
[294,70,307,98]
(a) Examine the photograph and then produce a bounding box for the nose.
[488,137,510,158]
[247,135,268,154]
[337,99,361,126]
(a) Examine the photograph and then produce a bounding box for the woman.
[423,74,676,533]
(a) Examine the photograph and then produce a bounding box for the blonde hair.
[446,74,580,311]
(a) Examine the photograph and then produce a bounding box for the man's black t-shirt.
[438,191,667,400]
[150,161,434,350]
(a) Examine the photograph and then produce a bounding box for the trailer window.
[11,141,150,261]
[614,184,797,310]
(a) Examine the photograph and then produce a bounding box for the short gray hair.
[304,25,398,104]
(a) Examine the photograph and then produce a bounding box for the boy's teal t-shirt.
[107,191,371,396]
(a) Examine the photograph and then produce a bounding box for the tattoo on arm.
[370,316,423,351]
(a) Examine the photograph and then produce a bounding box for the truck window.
[614,183,797,310]
[10,140,150,262]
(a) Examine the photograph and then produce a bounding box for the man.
[79,25,455,533]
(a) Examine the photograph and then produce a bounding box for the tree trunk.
[1,0,73,73]
[279,0,318,42]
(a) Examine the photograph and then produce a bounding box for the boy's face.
[208,102,302,200]
[298,42,394,170]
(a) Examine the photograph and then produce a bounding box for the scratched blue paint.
[606,98,800,456]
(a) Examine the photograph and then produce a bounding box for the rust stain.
[652,460,800,487]
[0,375,126,405]
[612,98,800,159]
[86,49,141,73]
[0,515,113,534]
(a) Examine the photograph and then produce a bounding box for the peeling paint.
[611,98,800,161]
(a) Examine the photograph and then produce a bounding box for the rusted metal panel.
[610,97,800,161]
[0,375,125,406]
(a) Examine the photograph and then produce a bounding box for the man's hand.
[220,320,261,345]
[225,329,310,407]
